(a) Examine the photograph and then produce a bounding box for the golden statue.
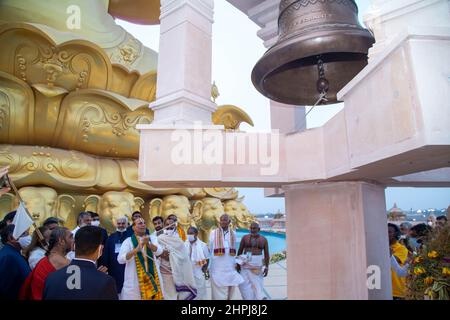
[0,186,76,226]
[83,191,144,233]
[149,195,193,235]
[212,105,254,131]
[193,197,226,243]
[211,81,220,103]
[224,198,257,230]
[0,0,256,232]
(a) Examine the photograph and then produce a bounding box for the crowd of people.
[3,164,448,301]
[388,214,448,299]
[0,207,270,300]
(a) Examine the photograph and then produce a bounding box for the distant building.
[271,218,286,231]
[387,203,407,221]
[257,217,273,229]
[257,211,286,232]
[273,210,284,219]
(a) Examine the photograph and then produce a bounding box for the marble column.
[265,100,306,197]
[284,181,392,300]
[150,0,216,124]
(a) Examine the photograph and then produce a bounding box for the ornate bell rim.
[279,0,358,16]
[277,0,361,44]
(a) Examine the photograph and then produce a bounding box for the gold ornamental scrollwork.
[80,103,152,141]
[0,145,198,197]
[0,145,89,179]
[0,68,154,158]
[0,102,8,130]
[109,34,142,67]
[0,23,156,102]
[55,89,153,157]
[0,71,35,145]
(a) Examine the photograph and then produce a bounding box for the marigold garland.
[406,224,450,300]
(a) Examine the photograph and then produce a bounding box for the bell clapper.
[303,56,330,121]
[316,55,329,104]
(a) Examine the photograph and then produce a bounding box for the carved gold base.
[0,143,254,236]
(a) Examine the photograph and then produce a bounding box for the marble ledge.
[337,26,450,100]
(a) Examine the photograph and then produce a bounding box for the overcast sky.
[117,0,450,214]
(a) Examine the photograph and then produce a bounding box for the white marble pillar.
[265,100,305,197]
[270,100,307,134]
[150,0,216,124]
[284,181,392,300]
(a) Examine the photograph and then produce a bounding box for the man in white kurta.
[209,214,244,300]
[117,218,163,300]
[185,226,210,300]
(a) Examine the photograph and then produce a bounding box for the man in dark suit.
[43,226,118,300]
[89,211,109,268]
[103,216,128,295]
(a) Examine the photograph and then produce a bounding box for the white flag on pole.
[12,201,33,240]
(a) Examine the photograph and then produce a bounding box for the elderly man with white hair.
[103,216,129,298]
[209,214,244,300]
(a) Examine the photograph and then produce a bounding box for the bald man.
[209,214,243,300]
[236,222,269,300]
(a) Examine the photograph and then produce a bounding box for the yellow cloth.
[391,241,408,298]
[177,226,187,242]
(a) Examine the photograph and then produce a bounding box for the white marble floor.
[202,259,287,300]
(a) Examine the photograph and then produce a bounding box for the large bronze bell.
[252,0,375,105]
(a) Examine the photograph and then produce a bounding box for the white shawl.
[157,233,197,300]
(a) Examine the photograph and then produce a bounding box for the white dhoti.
[158,233,197,300]
[211,279,236,300]
[210,255,244,300]
[209,228,244,300]
[185,239,210,300]
[194,275,207,300]
[160,271,178,300]
[238,255,267,300]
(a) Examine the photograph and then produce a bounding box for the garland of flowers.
[270,250,287,264]
[406,224,450,300]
